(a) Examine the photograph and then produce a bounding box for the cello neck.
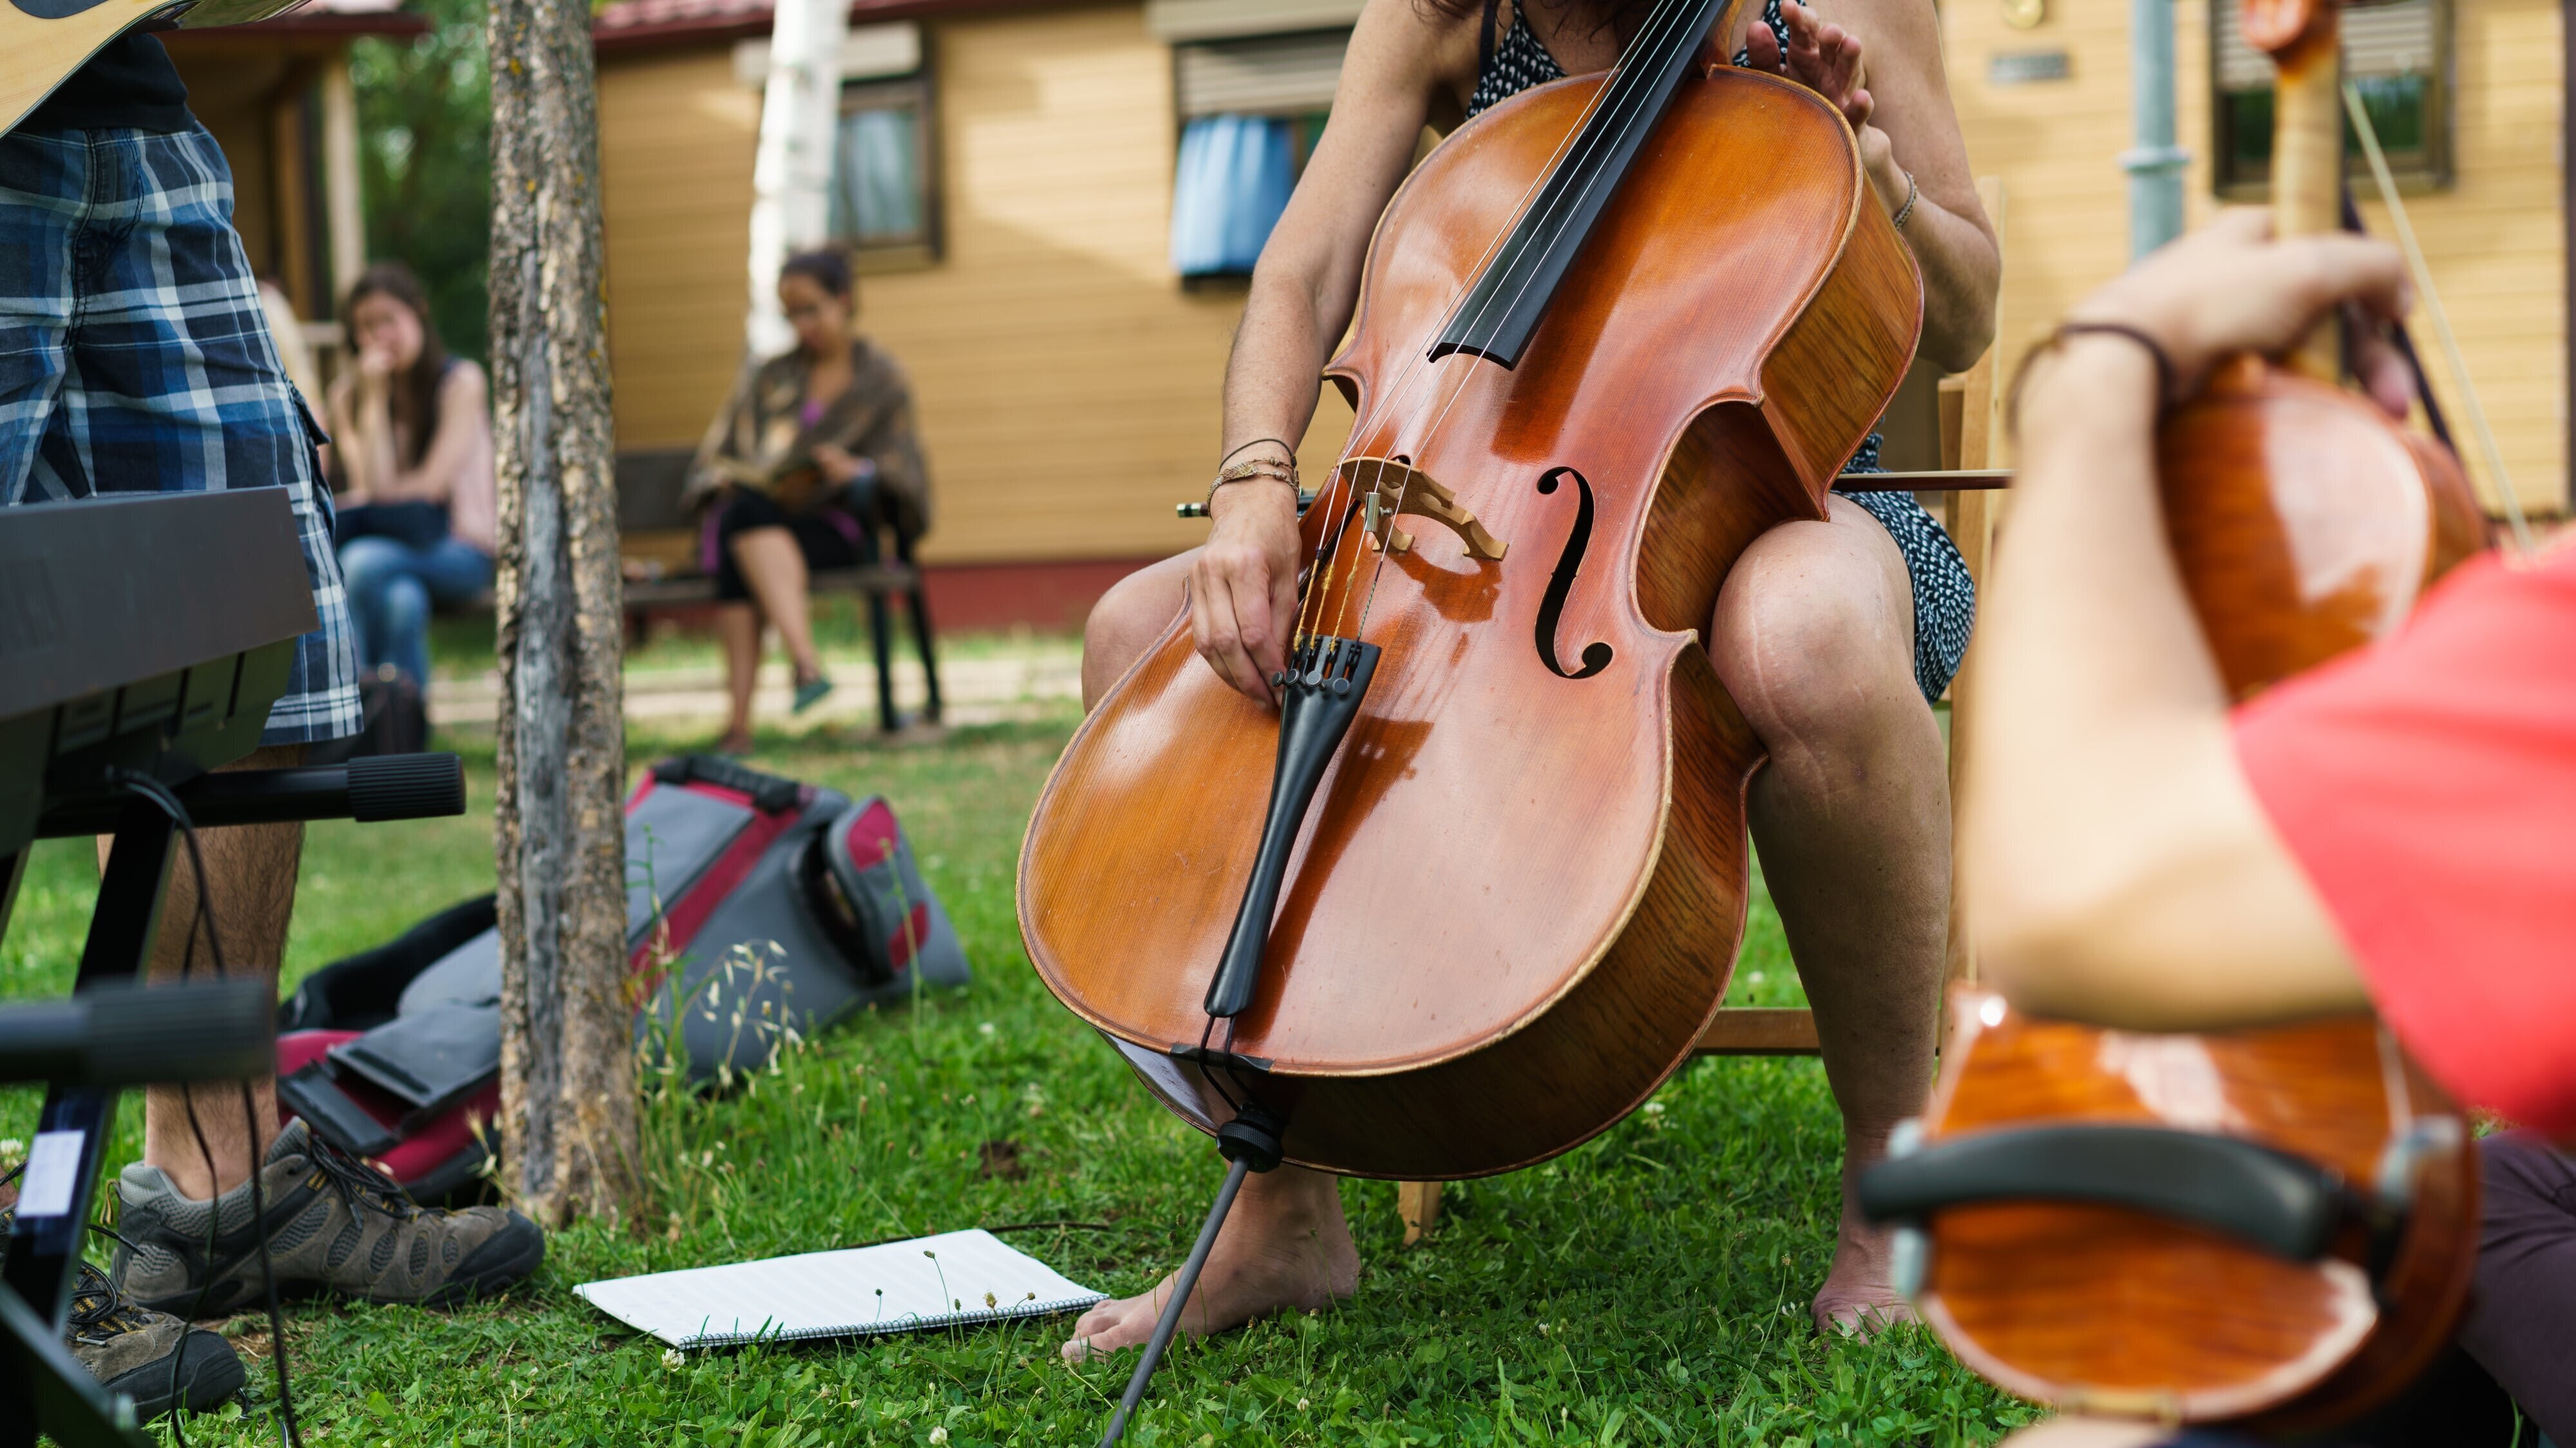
[2246,0,2344,378]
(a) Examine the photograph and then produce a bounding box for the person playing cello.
[1069,0,1998,1354]
[1963,211,2576,1447]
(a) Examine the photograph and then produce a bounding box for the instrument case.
[275,755,968,1201]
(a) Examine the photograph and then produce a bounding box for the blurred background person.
[326,261,496,689]
[688,247,931,755]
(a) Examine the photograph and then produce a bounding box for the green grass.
[1,713,2037,1447]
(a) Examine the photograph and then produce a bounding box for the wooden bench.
[616,447,946,733]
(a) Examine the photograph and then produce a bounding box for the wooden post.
[488,0,639,1228]
[1939,177,2009,1024]
[319,53,366,310]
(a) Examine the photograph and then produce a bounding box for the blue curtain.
[832,106,922,244]
[1170,115,1294,277]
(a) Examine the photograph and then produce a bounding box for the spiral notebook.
[576,1229,1106,1350]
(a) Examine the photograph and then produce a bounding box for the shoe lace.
[0,1198,155,1340]
[304,1134,424,1223]
[65,1259,156,1339]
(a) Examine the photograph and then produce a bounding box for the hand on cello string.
[1188,446,1305,706]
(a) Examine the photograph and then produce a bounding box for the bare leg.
[1061,550,1361,1359]
[1709,496,1948,1334]
[727,527,821,684]
[717,601,762,749]
[106,744,308,1199]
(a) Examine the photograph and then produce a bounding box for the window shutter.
[1175,30,1352,118]
[2213,0,2438,92]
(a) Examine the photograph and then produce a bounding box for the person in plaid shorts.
[1,36,542,1418]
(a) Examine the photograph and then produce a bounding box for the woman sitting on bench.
[688,248,932,755]
[327,262,497,690]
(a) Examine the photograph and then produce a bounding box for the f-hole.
[1533,466,1612,681]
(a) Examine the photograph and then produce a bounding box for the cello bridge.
[1334,458,1509,562]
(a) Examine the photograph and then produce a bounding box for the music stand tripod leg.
[1,798,178,1448]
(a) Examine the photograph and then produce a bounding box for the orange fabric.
[2233,543,2576,1134]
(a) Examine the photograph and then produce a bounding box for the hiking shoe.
[109,1118,545,1316]
[68,1255,247,1417]
[0,1210,244,1419]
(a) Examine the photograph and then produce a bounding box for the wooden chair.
[1396,181,2011,1245]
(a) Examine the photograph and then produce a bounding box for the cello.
[1857,0,2496,1431]
[1020,0,1919,1431]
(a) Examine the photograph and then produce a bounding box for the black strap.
[2340,188,2455,449]
[1479,0,1500,77]
[1859,1123,2358,1263]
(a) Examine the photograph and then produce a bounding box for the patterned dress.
[1464,0,1975,702]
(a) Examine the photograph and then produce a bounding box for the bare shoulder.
[440,358,489,403]
[1344,0,1484,121]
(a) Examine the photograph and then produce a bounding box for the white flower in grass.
[662,1348,686,1370]
[929,1428,949,1444]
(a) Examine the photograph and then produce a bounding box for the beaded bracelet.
[1890,169,1919,232]
[2003,321,2180,437]
[1206,456,1299,512]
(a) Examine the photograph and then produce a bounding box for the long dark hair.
[1413,0,1656,46]
[346,262,450,467]
[779,247,857,303]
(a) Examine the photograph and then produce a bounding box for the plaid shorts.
[0,122,360,746]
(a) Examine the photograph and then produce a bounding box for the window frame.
[1168,26,1349,290]
[833,66,944,274]
[2208,0,2455,200]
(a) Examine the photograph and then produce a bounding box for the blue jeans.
[338,534,492,685]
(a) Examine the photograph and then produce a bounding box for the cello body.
[1020,50,1921,1180]
[1875,0,2488,1427]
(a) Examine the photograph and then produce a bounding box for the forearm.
[1866,153,1996,372]
[1213,267,1342,520]
[1965,338,2361,1026]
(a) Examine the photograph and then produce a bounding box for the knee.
[1082,563,1187,704]
[1707,527,1917,753]
[381,575,430,634]
[337,538,400,597]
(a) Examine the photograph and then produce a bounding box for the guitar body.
[4,0,311,140]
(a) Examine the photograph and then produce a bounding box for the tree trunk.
[487,0,638,1228]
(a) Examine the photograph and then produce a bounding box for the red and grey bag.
[275,756,967,1200]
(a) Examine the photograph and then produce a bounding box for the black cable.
[113,773,301,1448]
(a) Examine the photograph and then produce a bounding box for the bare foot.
[1810,1207,1917,1337]
[1063,1165,1359,1361]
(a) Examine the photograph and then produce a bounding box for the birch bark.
[488,0,639,1228]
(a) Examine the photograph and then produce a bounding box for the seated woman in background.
[690,247,931,755]
[327,261,496,688]
[1970,212,2576,1448]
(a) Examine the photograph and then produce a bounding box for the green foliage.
[0,720,2038,1447]
[352,0,493,361]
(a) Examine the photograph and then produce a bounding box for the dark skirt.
[705,484,883,603]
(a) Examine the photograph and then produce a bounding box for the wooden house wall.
[1945,0,2566,512]
[598,4,1359,565]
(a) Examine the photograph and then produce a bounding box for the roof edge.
[595,0,1094,53]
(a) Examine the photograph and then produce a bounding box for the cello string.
[1343,0,1730,638]
[1290,5,1671,650]
[1304,0,1714,647]
[2342,80,2535,560]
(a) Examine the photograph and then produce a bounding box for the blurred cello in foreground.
[1860,0,2500,1432]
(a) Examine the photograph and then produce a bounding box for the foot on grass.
[1062,1165,1358,1361]
[1810,1216,1916,1338]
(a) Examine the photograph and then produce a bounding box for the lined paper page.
[576,1230,1106,1349]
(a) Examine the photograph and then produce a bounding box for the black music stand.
[0,491,464,1447]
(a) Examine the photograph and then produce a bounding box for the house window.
[1170,30,1347,282]
[2211,0,2451,198]
[831,77,940,270]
